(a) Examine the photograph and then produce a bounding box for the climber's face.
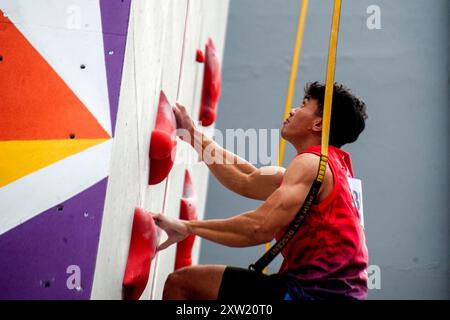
[281,96,322,143]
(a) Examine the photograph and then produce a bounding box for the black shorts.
[217,266,315,301]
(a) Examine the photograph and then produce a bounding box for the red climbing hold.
[149,130,174,160]
[149,157,175,186]
[175,170,198,270]
[149,90,177,185]
[122,207,161,300]
[199,38,222,127]
[196,49,205,63]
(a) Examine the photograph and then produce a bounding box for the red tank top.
[275,145,368,299]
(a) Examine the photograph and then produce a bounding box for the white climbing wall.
[91,0,229,300]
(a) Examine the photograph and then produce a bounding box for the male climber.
[153,82,369,300]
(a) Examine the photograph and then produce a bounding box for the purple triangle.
[100,0,132,136]
[0,179,108,300]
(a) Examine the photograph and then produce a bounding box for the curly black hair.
[304,81,368,148]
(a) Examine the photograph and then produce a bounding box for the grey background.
[199,0,449,299]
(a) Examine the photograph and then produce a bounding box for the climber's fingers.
[173,102,196,137]
[153,213,190,251]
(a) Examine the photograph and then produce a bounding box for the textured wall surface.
[0,0,229,300]
[91,0,229,300]
[0,0,128,299]
[200,0,449,299]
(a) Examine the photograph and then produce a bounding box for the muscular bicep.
[250,154,320,240]
[257,178,312,235]
[241,166,285,200]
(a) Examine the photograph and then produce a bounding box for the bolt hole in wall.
[69,133,75,139]
[57,205,64,212]
[80,64,86,69]
[0,55,3,61]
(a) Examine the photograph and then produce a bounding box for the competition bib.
[347,177,365,228]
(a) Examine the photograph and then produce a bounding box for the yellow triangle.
[0,139,109,187]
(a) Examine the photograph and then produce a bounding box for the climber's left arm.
[154,153,319,249]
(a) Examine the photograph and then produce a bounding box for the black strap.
[249,155,328,273]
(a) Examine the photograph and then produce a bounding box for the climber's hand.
[173,102,197,145]
[152,213,191,251]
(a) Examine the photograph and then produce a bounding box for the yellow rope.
[263,0,309,274]
[277,0,309,167]
[322,0,342,156]
[262,0,342,274]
